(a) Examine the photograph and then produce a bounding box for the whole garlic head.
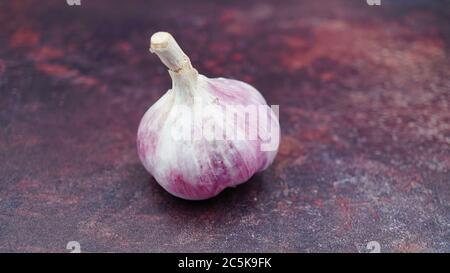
[137,32,280,200]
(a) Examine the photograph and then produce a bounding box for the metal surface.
[0,0,449,252]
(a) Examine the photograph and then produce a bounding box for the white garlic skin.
[137,32,280,200]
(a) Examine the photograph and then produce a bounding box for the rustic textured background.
[0,0,449,252]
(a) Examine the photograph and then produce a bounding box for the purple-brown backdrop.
[0,0,449,252]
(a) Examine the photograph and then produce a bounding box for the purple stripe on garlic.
[137,32,280,200]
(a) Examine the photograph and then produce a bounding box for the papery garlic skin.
[137,32,280,200]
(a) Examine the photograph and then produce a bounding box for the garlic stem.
[150,32,193,73]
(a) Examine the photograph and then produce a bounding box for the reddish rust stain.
[8,23,103,90]
[242,75,253,83]
[203,60,224,75]
[204,60,218,70]
[313,198,324,208]
[113,41,132,55]
[36,63,78,78]
[335,196,353,232]
[231,53,244,62]
[16,41,103,89]
[319,71,335,82]
[35,63,101,89]
[0,59,5,75]
[9,27,40,48]
[284,36,307,49]
[278,135,304,157]
[393,239,430,253]
[72,75,100,88]
[218,8,250,35]
[219,8,238,23]
[29,46,64,62]
[302,125,331,142]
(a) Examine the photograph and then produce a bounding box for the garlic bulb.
[137,32,280,200]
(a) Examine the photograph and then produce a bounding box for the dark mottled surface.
[0,0,449,252]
